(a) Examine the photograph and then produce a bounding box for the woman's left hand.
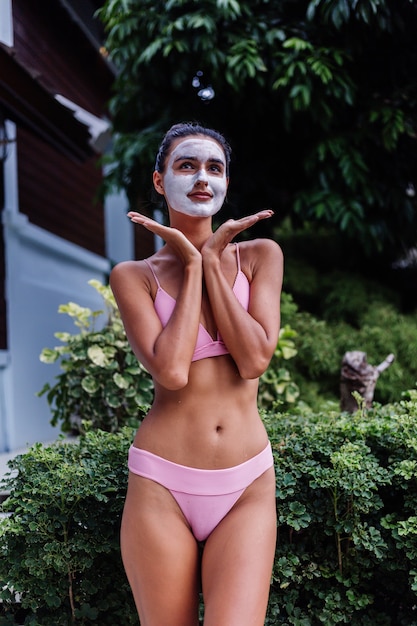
[201,209,274,259]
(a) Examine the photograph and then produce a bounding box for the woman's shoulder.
[110,251,173,290]
[110,258,146,277]
[109,258,154,292]
[236,238,283,284]
[238,237,283,260]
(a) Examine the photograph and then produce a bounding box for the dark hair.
[154,122,232,177]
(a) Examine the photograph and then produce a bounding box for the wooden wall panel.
[135,227,155,261]
[1,1,114,350]
[12,0,112,117]
[17,127,105,256]
[10,0,114,257]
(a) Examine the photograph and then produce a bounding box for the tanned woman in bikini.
[110,121,284,626]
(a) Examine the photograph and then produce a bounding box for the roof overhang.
[0,43,96,162]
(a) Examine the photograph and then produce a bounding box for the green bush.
[279,227,403,326]
[281,292,417,410]
[2,394,417,624]
[321,272,400,328]
[0,427,138,625]
[259,323,300,410]
[265,390,417,625]
[38,280,153,434]
[355,303,417,403]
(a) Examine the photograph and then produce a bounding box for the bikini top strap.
[235,242,241,272]
[144,259,161,289]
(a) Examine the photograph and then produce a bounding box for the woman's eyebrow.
[173,154,225,166]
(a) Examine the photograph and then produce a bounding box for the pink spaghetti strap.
[235,242,241,272]
[144,259,161,289]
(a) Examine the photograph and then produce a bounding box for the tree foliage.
[97,0,417,259]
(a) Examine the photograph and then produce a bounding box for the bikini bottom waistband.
[127,442,274,496]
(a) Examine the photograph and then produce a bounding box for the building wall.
[2,209,110,451]
[12,0,110,117]
[17,126,106,257]
[12,0,113,257]
[0,1,121,452]
[0,179,6,349]
[0,0,13,351]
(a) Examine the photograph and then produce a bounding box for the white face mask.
[162,138,228,217]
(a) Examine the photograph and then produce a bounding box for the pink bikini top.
[145,243,250,362]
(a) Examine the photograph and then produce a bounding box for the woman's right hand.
[127,212,201,266]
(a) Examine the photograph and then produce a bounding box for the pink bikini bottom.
[128,442,274,542]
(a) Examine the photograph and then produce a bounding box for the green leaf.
[113,372,130,389]
[39,349,59,364]
[81,376,99,394]
[88,345,110,367]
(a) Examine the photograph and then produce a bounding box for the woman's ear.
[153,170,164,195]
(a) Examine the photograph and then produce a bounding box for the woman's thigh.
[201,467,277,626]
[121,473,201,626]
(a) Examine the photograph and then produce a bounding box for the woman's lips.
[188,191,212,200]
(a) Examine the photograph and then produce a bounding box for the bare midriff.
[132,354,268,469]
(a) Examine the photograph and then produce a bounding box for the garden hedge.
[1,390,417,624]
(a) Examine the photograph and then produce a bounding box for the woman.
[110,121,284,626]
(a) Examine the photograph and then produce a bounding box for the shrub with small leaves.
[264,391,417,625]
[259,324,300,409]
[38,280,153,434]
[1,395,417,623]
[0,427,138,625]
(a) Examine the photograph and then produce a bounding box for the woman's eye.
[177,160,223,174]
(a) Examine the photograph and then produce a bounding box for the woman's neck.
[168,214,213,250]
